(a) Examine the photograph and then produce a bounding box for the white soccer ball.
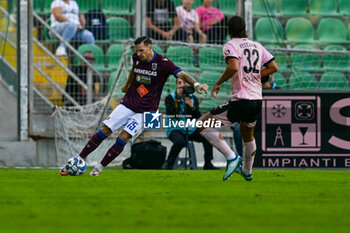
[65,156,87,176]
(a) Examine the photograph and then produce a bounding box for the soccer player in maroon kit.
[60,36,208,176]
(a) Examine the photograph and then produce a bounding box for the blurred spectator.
[162,78,218,170]
[146,0,188,41]
[196,0,227,44]
[50,0,95,56]
[63,51,100,106]
[176,0,207,43]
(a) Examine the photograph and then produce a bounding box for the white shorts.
[103,104,144,142]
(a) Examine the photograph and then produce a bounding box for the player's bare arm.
[261,60,278,77]
[177,71,208,94]
[211,58,239,98]
[122,69,134,93]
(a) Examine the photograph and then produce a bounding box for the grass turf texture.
[0,169,349,233]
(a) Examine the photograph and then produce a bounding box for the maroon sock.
[101,137,127,167]
[79,129,108,159]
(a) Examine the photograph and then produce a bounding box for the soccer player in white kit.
[198,16,278,181]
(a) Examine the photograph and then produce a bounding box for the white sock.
[243,139,256,174]
[226,152,237,161]
[96,163,104,171]
[200,128,234,160]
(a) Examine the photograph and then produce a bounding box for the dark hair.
[134,36,152,46]
[227,16,247,38]
[83,51,93,55]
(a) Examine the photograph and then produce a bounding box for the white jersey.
[223,38,274,100]
[176,6,199,31]
[51,0,81,28]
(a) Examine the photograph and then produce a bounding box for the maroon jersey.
[121,51,182,113]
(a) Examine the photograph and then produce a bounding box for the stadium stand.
[161,78,177,99]
[309,0,338,16]
[254,17,284,43]
[10,0,350,112]
[102,0,133,16]
[106,44,124,71]
[43,19,59,43]
[200,99,224,112]
[76,44,105,70]
[285,17,314,43]
[107,70,127,98]
[290,44,321,71]
[172,0,218,8]
[75,0,101,14]
[166,45,199,71]
[279,0,308,16]
[252,0,277,16]
[264,44,289,71]
[288,72,319,89]
[42,0,53,15]
[199,71,231,98]
[273,72,287,89]
[317,18,347,44]
[339,0,350,16]
[107,17,132,41]
[32,0,42,15]
[322,45,350,72]
[106,44,134,71]
[130,0,135,15]
[199,47,226,72]
[152,44,164,55]
[320,72,350,90]
[219,0,236,16]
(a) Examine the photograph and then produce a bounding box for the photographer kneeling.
[162,78,218,170]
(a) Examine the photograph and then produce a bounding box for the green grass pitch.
[0,169,349,233]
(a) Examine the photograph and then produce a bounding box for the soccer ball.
[65,156,87,176]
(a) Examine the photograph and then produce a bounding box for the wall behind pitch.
[255,92,350,168]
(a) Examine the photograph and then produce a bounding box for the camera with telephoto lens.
[181,85,195,97]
